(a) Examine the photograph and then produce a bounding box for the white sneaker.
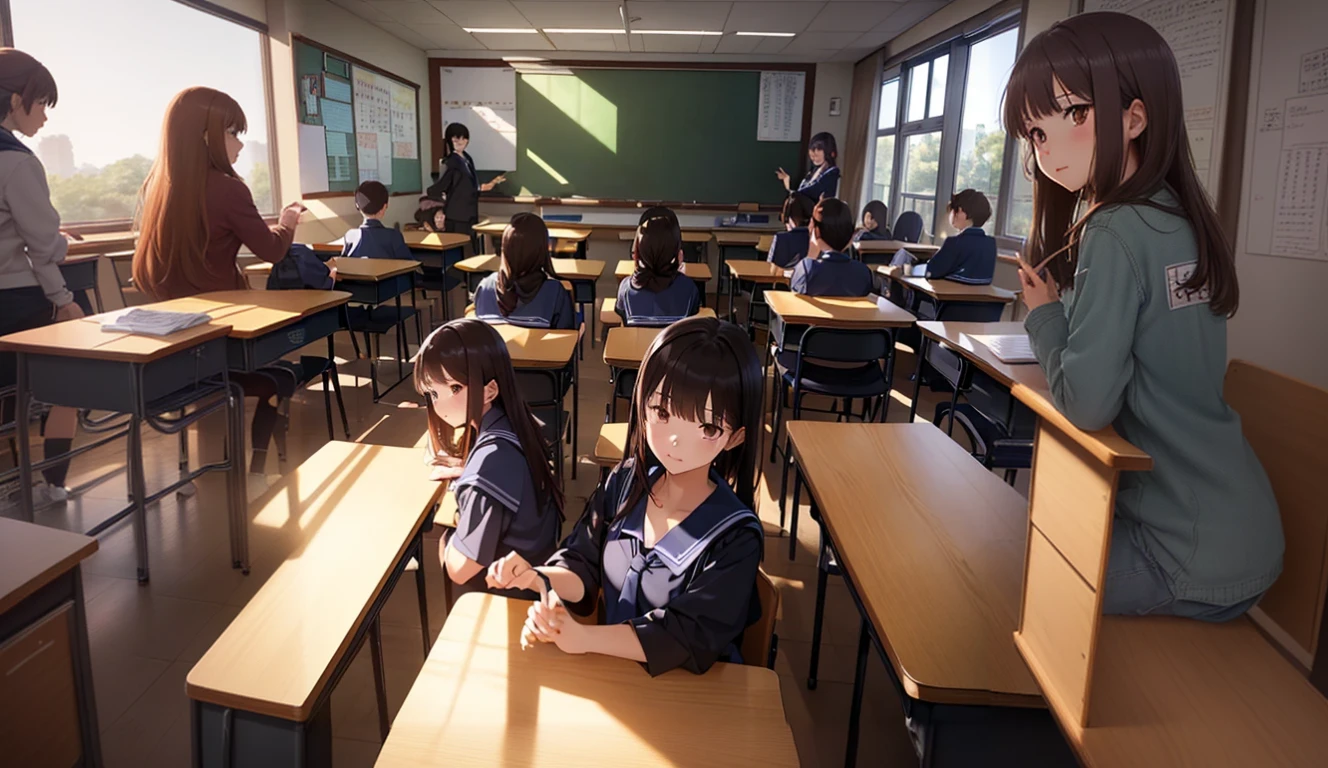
[0,481,68,512]
[405,557,420,572]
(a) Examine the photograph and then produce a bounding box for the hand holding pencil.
[1016,252,1061,312]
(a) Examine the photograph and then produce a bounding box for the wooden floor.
[2,239,1010,767]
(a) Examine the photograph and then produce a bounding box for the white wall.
[811,63,853,148]
[265,0,431,237]
[202,0,267,24]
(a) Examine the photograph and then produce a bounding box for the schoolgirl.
[473,212,575,329]
[616,214,700,326]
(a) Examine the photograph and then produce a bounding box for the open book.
[961,333,1038,364]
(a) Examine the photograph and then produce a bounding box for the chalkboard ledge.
[304,190,424,200]
[480,195,782,212]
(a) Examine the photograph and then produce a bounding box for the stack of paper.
[962,333,1038,364]
[101,309,212,337]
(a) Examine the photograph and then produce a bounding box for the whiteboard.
[1238,0,1328,262]
[1081,0,1237,196]
[439,67,518,172]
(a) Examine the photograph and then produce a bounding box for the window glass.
[953,29,1017,233]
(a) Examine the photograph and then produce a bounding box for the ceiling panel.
[623,1,732,31]
[329,0,395,22]
[427,0,530,28]
[544,32,623,51]
[872,0,948,34]
[808,1,907,32]
[469,31,555,50]
[780,31,862,53]
[635,33,706,53]
[410,23,487,49]
[511,1,622,28]
[754,35,794,54]
[372,0,450,25]
[714,33,762,54]
[723,2,819,33]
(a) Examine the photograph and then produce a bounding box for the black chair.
[514,368,574,481]
[769,326,896,560]
[893,211,925,244]
[344,282,424,402]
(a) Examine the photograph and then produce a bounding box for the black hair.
[782,193,815,228]
[355,181,389,215]
[808,132,838,168]
[443,122,470,158]
[948,189,991,228]
[862,200,889,234]
[498,213,557,316]
[811,198,854,252]
[0,49,59,123]
[632,216,683,292]
[638,205,679,228]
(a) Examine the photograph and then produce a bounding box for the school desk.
[788,422,1073,767]
[334,258,422,401]
[878,269,1017,322]
[475,221,592,259]
[908,321,1046,438]
[598,298,717,329]
[615,228,715,244]
[602,326,661,369]
[375,593,799,768]
[714,229,781,302]
[64,230,136,258]
[57,252,105,313]
[0,519,101,767]
[593,421,628,468]
[401,230,471,269]
[188,441,445,767]
[854,239,941,261]
[0,314,243,582]
[764,293,914,351]
[724,259,790,329]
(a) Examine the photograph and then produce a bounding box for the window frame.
[4,0,278,229]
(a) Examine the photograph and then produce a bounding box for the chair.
[769,327,896,560]
[344,283,424,402]
[514,368,574,480]
[741,568,782,670]
[893,211,924,244]
[925,344,1034,485]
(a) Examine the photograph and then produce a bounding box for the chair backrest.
[798,326,892,366]
[893,211,924,243]
[741,568,781,668]
[1224,359,1328,672]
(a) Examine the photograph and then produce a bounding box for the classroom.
[2,0,1326,766]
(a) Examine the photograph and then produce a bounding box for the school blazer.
[790,250,874,298]
[473,272,576,330]
[796,165,840,201]
[767,227,811,269]
[341,219,413,260]
[427,151,480,224]
[925,227,996,285]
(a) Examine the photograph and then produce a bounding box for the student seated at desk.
[913,189,996,285]
[341,180,411,260]
[790,198,873,297]
[767,193,814,269]
[416,318,564,599]
[853,199,892,243]
[473,212,575,330]
[488,317,765,675]
[616,214,700,326]
[1007,13,1282,621]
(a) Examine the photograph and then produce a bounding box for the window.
[901,132,942,229]
[9,0,273,224]
[870,76,901,211]
[878,80,899,131]
[953,28,1018,234]
[927,54,949,119]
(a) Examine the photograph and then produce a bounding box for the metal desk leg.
[413,533,430,654]
[369,616,390,742]
[127,412,150,582]
[908,335,930,424]
[14,354,35,522]
[845,617,871,768]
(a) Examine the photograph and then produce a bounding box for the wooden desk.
[402,231,471,251]
[336,259,422,400]
[308,241,342,255]
[724,259,790,326]
[613,259,713,282]
[188,442,444,764]
[0,519,102,767]
[789,422,1067,765]
[616,229,714,244]
[376,593,799,768]
[334,257,418,282]
[757,234,775,252]
[764,293,915,330]
[65,231,135,257]
[603,326,661,369]
[593,422,628,467]
[880,270,1018,305]
[714,229,777,247]
[598,298,716,328]
[490,324,580,370]
[453,255,602,281]
[856,239,941,259]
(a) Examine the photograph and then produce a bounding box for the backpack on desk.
[266,244,334,291]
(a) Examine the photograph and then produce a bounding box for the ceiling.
[327,0,954,62]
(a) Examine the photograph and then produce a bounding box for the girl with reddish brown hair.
[1005,12,1280,620]
[132,87,309,473]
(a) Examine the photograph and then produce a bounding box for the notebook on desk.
[962,333,1037,364]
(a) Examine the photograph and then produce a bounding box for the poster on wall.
[757,71,805,143]
[439,67,517,171]
[353,66,394,185]
[391,81,418,160]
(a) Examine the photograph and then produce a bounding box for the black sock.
[42,437,73,487]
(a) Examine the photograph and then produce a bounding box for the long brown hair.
[631,215,682,292]
[497,212,556,315]
[413,318,564,519]
[1003,12,1238,315]
[622,317,763,515]
[132,87,248,301]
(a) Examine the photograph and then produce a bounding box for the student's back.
[769,193,815,269]
[924,227,996,285]
[474,272,574,329]
[474,212,575,330]
[790,197,872,298]
[618,213,700,326]
[342,219,412,260]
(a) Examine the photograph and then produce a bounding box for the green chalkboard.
[293,38,422,196]
[515,69,803,206]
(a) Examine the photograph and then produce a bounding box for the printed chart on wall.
[1082,0,1235,194]
[757,71,805,143]
[353,66,395,186]
[439,67,518,172]
[1241,0,1328,262]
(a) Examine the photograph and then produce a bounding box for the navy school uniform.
[547,460,764,676]
[767,227,811,269]
[450,406,561,597]
[790,250,874,298]
[473,272,576,330]
[797,165,840,202]
[615,274,700,327]
[924,227,996,285]
[853,227,893,243]
[341,219,414,260]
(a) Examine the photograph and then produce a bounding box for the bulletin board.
[293,36,422,197]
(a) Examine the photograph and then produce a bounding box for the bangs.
[1002,29,1092,141]
[412,326,470,394]
[216,91,248,135]
[640,332,744,431]
[25,65,58,109]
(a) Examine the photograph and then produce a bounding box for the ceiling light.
[543,28,627,34]
[463,28,539,34]
[735,32,797,38]
[633,30,723,36]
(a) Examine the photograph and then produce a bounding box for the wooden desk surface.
[473,221,508,235]
[453,256,602,281]
[144,290,351,340]
[757,235,775,252]
[309,242,342,255]
[613,260,713,282]
[603,326,661,368]
[491,324,580,369]
[403,231,470,250]
[714,229,778,247]
[764,293,915,329]
[472,220,592,240]
[598,299,716,328]
[881,271,1018,304]
[186,442,444,721]
[334,258,419,282]
[1030,615,1328,767]
[725,259,789,284]
[788,422,1042,707]
[0,314,232,363]
[914,321,1151,470]
[593,422,628,467]
[60,252,103,266]
[856,239,941,256]
[0,518,98,616]
[65,231,136,257]
[375,593,799,768]
[616,229,714,243]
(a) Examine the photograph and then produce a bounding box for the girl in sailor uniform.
[473,212,576,330]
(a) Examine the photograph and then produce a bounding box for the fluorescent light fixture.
[544,28,627,35]
[633,30,723,36]
[735,31,797,38]
[463,28,539,34]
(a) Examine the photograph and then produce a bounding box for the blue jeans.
[1103,517,1259,622]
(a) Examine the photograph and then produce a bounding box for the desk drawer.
[0,603,82,768]
[27,337,228,413]
[241,307,343,371]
